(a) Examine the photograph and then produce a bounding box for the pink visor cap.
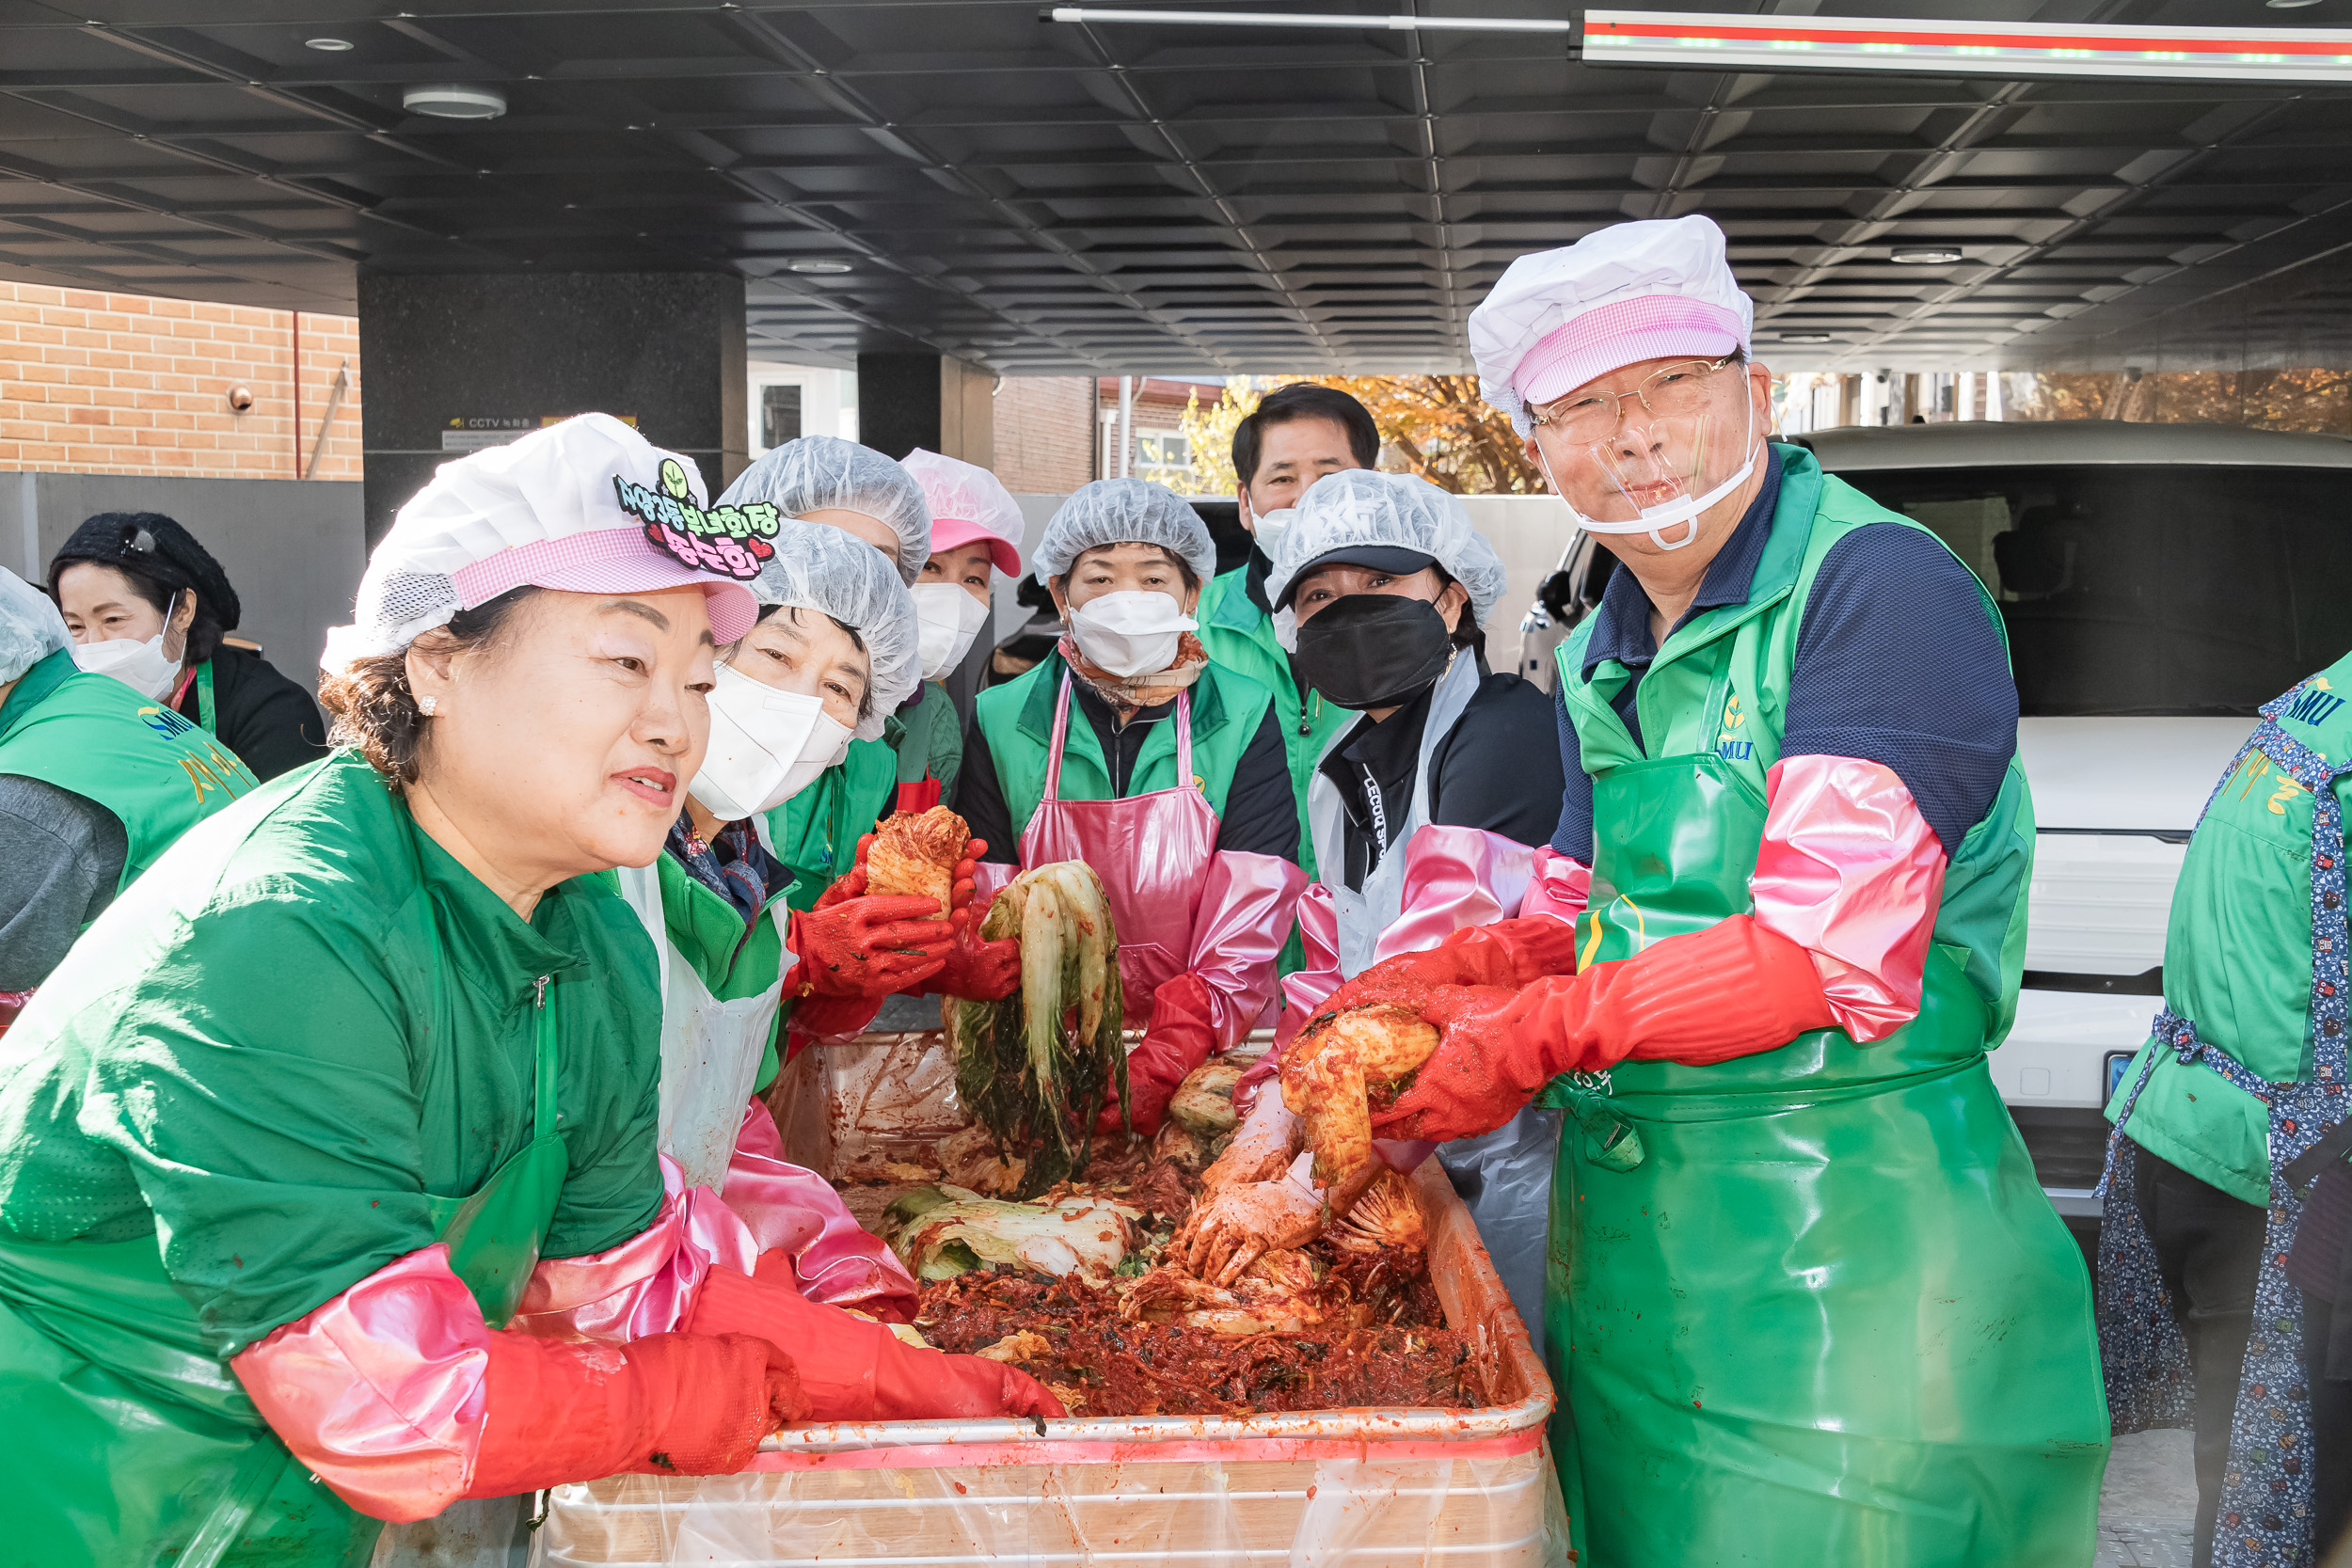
[450,528,757,644]
[1513,294,1747,410]
[927,514,1023,578]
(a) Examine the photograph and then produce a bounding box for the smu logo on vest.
[2284,678,2345,732]
[137,704,250,805]
[1717,692,1754,761]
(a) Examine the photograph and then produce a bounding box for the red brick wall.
[992,374,1096,493]
[0,282,363,482]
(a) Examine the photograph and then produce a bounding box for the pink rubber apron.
[1020,670,1218,1026]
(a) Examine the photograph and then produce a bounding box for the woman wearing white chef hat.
[0,414,1056,1568]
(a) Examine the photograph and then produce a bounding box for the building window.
[1136,432,1192,474]
[762,384,803,451]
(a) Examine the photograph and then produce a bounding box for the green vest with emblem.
[2108,648,2352,1206]
[765,737,898,913]
[1196,564,1350,882]
[974,648,1274,837]
[0,649,259,895]
[1544,444,2106,1567]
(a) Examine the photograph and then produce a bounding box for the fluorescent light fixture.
[1043,7,1572,33]
[403,84,507,119]
[1583,10,2352,84]
[305,37,355,52]
[1891,246,1963,264]
[787,258,854,274]
[1775,332,1836,342]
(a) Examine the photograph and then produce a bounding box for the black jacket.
[1317,665,1565,892]
[174,643,329,782]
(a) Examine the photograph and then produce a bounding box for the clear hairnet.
[1264,469,1510,652]
[1031,478,1216,587]
[0,566,70,685]
[744,518,921,740]
[717,436,930,586]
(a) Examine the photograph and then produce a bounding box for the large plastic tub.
[533,1031,1565,1566]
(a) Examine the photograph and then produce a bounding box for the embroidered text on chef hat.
[324,413,758,673]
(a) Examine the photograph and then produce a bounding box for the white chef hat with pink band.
[325,412,761,673]
[1469,214,1754,436]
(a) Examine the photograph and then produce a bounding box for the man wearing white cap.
[1313,217,2106,1563]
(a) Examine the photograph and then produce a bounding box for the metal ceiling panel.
[6,0,2352,370]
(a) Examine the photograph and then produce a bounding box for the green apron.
[1543,451,2106,1566]
[0,969,573,1568]
[764,738,898,913]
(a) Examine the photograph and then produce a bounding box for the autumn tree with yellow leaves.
[1178,374,1547,497]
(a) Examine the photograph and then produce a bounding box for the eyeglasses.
[1528,356,1741,443]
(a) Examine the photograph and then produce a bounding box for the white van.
[1517,420,2352,1216]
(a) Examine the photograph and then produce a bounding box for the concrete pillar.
[358,272,746,550]
[856,352,995,466]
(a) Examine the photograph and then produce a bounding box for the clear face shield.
[1531,357,1760,552]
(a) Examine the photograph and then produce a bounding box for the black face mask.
[1293,594,1454,711]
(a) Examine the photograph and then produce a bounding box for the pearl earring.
[419,695,438,717]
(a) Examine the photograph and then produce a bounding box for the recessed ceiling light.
[1892,246,1963,264]
[2266,0,2323,8]
[1777,331,1835,342]
[403,84,506,119]
[305,37,354,51]
[787,258,853,275]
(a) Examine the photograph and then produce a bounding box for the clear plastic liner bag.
[530,1447,1566,1567]
[1436,1106,1564,1360]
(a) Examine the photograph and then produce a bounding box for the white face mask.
[1250,506,1297,561]
[72,592,183,700]
[688,664,855,821]
[1067,589,1196,679]
[910,582,991,681]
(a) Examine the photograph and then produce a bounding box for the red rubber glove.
[817,834,987,917]
[929,901,1022,1001]
[1370,915,1836,1145]
[812,833,875,910]
[1097,972,1218,1136]
[787,991,886,1046]
[786,895,955,998]
[467,1329,806,1495]
[0,990,29,1038]
[688,1264,1064,1421]
[1314,917,1582,1022]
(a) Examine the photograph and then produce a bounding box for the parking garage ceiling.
[5,0,2352,374]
